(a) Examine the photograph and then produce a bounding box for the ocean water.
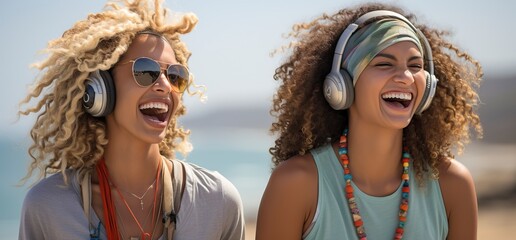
[1,137,31,239]
[0,130,274,239]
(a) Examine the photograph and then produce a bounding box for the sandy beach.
[467,143,516,239]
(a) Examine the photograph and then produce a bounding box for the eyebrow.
[375,53,423,62]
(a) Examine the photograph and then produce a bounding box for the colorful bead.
[398,221,405,227]
[354,219,364,227]
[345,185,354,193]
[339,148,348,155]
[339,129,410,240]
[400,204,408,211]
[344,173,352,181]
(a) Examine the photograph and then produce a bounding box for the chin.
[381,117,412,130]
[138,133,167,145]
[397,120,412,130]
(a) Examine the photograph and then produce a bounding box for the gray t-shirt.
[19,161,245,240]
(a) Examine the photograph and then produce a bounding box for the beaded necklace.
[339,129,410,240]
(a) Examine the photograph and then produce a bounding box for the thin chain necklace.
[116,186,163,240]
[339,129,410,240]
[121,178,157,211]
[116,193,153,240]
[113,160,162,240]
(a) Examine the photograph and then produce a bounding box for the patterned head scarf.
[342,18,424,85]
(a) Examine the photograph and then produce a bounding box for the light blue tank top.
[303,144,448,240]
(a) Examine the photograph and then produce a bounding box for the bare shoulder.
[438,158,478,240]
[438,158,476,196]
[263,153,318,211]
[272,153,318,184]
[256,153,318,240]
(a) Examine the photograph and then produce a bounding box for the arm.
[256,154,318,240]
[438,159,478,240]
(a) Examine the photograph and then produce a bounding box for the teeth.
[381,92,412,100]
[139,102,168,113]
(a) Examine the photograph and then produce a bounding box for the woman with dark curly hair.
[18,0,245,239]
[256,2,482,240]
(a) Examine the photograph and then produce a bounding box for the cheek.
[114,73,137,90]
[113,69,141,96]
[415,73,428,101]
[351,80,379,110]
[170,92,181,114]
[112,79,143,113]
[114,80,132,103]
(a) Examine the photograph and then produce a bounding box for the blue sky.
[1,0,515,136]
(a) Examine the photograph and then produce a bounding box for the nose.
[393,67,415,85]
[152,71,172,93]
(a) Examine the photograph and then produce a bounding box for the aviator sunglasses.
[118,57,189,93]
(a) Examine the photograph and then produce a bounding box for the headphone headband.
[332,10,434,77]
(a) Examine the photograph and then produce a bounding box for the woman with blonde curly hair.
[257,2,482,240]
[18,0,244,239]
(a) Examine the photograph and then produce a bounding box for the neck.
[345,123,404,195]
[103,135,162,193]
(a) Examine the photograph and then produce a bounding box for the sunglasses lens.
[133,58,160,86]
[167,65,189,92]
[131,57,189,92]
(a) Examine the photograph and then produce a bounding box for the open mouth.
[381,92,412,108]
[139,102,169,122]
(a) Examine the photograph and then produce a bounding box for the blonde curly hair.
[19,0,200,184]
[269,2,483,183]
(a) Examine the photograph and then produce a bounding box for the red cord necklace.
[96,157,162,240]
[96,158,120,240]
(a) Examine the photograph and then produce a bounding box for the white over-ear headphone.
[323,10,438,114]
[82,70,116,117]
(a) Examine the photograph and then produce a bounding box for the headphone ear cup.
[414,71,438,115]
[323,69,354,110]
[83,70,116,117]
[340,69,354,110]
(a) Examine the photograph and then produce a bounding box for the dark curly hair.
[269,2,483,183]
